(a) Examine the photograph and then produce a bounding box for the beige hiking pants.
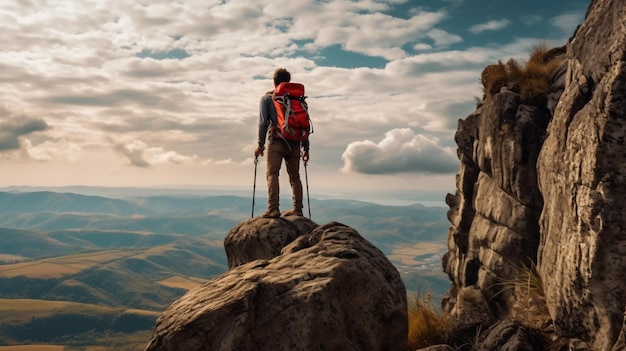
[266,139,303,212]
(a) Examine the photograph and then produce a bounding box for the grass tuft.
[407,292,449,349]
[489,260,544,301]
[480,44,564,104]
[488,259,552,331]
[481,61,509,96]
[514,261,544,298]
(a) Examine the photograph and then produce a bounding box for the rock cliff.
[145,216,408,351]
[442,0,626,349]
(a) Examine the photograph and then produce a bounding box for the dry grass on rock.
[481,44,564,104]
[407,293,449,349]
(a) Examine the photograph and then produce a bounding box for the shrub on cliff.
[481,44,564,104]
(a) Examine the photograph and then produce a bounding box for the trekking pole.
[251,157,258,218]
[304,159,311,219]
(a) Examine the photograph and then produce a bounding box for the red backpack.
[272,82,312,142]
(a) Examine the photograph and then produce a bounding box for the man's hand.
[302,151,309,163]
[254,147,264,157]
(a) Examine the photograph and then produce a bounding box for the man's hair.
[273,68,291,87]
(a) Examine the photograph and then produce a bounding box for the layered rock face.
[442,81,560,345]
[145,216,408,351]
[537,0,626,349]
[444,88,551,280]
[443,0,626,349]
[442,52,563,332]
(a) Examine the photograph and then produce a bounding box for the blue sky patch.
[312,44,388,69]
[136,48,190,60]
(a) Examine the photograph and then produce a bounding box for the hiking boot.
[282,209,303,217]
[262,208,281,218]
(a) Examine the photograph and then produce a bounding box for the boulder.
[145,218,408,351]
[478,319,535,351]
[447,286,495,343]
[224,215,317,267]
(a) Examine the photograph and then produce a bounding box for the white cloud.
[23,139,82,163]
[112,140,196,168]
[413,43,433,51]
[301,7,446,60]
[552,12,585,34]
[385,50,491,72]
[341,128,458,175]
[427,29,463,46]
[215,158,233,165]
[469,19,512,34]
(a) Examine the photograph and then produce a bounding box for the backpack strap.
[275,130,293,151]
[273,94,293,123]
[270,92,293,151]
[297,96,313,135]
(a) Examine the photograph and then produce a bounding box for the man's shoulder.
[260,92,274,103]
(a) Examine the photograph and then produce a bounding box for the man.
[254,68,310,218]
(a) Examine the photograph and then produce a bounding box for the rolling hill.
[0,299,158,349]
[0,189,451,350]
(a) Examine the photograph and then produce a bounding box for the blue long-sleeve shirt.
[258,93,309,151]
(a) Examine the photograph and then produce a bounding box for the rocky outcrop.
[442,61,559,336]
[224,214,317,267]
[145,216,408,351]
[478,319,536,351]
[536,0,626,348]
[443,0,626,349]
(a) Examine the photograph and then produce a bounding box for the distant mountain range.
[0,190,449,242]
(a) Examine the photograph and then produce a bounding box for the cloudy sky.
[0,0,589,200]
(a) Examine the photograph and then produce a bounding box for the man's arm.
[255,94,273,157]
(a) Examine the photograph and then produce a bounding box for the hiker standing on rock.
[254,68,311,218]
